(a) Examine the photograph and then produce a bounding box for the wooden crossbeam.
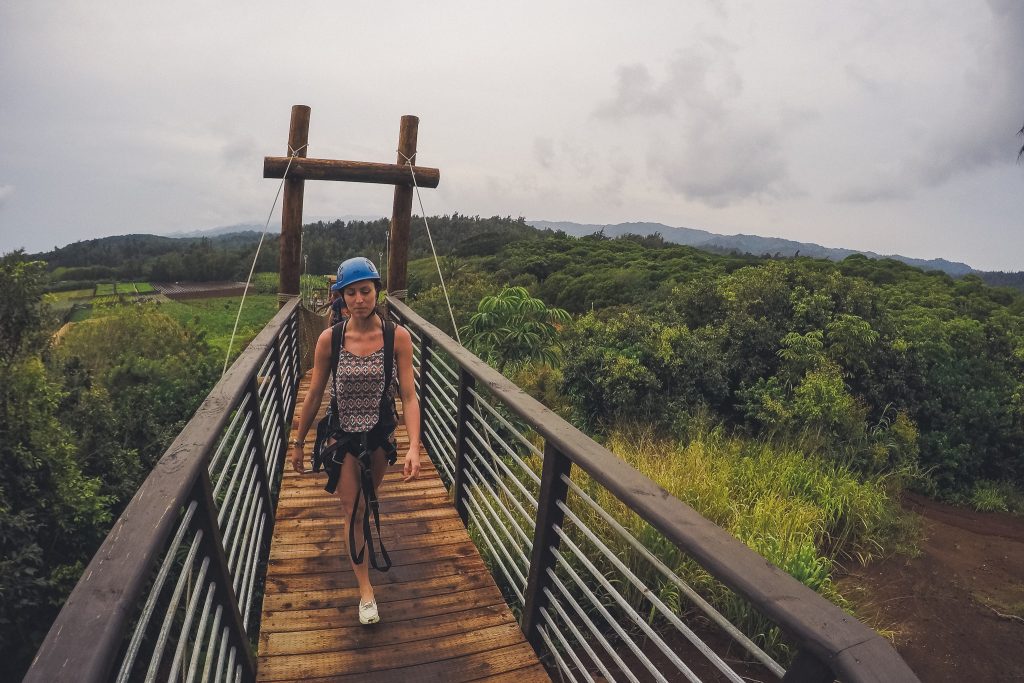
[263,157,440,188]
[269,106,437,303]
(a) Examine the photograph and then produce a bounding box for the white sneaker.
[359,599,380,625]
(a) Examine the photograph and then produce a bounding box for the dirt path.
[839,494,1024,682]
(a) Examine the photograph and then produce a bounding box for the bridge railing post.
[452,367,475,525]
[192,470,257,681]
[520,441,573,651]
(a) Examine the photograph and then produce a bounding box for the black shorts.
[321,419,398,494]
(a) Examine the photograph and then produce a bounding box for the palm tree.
[461,286,571,373]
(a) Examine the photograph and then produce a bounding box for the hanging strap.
[329,318,347,417]
[344,313,395,571]
[348,435,393,571]
[379,313,395,420]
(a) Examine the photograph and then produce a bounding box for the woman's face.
[343,280,377,318]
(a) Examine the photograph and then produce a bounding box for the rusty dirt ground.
[839,493,1024,682]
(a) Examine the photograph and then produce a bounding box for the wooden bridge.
[25,296,921,683]
[257,376,547,681]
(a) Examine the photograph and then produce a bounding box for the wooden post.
[279,105,310,306]
[521,441,573,652]
[387,115,419,298]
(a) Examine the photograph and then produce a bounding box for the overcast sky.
[2,1,1022,270]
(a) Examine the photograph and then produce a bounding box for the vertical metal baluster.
[245,377,276,547]
[270,336,287,438]
[521,441,573,652]
[419,336,432,454]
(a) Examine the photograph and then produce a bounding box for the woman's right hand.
[290,444,305,474]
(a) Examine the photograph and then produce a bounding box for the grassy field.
[48,288,95,302]
[159,295,280,359]
[472,423,912,661]
[58,291,280,361]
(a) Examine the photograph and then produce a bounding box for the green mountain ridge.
[527,219,977,276]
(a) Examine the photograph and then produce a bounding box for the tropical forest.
[3,215,1023,680]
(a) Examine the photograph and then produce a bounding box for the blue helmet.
[331,257,381,292]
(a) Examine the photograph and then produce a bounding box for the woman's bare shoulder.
[315,326,335,352]
[393,323,412,342]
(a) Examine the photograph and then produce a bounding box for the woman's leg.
[335,447,391,606]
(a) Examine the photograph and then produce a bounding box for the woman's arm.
[290,327,334,473]
[394,325,422,482]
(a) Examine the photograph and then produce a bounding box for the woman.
[290,256,421,625]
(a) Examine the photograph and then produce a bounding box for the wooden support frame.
[263,157,439,187]
[279,105,309,303]
[387,115,420,298]
[268,107,438,304]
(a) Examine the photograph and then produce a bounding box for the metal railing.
[25,298,302,683]
[388,297,919,683]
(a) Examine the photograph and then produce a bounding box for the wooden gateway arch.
[263,104,441,302]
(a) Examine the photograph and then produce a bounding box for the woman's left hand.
[403,449,421,482]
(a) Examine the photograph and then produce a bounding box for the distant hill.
[527,220,976,277]
[162,215,388,239]
[164,223,262,238]
[28,215,1023,292]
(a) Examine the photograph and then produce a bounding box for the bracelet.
[290,439,305,447]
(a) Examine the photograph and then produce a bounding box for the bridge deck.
[257,373,549,682]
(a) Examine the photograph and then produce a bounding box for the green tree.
[0,253,112,676]
[461,286,570,373]
[56,306,218,471]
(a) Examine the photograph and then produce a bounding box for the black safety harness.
[311,313,397,571]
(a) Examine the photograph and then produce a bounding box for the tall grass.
[464,419,911,666]
[562,425,909,656]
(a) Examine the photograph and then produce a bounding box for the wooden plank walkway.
[257,372,550,682]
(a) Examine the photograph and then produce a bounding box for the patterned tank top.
[330,346,397,432]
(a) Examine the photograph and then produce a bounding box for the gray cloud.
[596,41,793,205]
[838,0,1024,203]
[220,134,261,174]
[1,2,1021,270]
[594,64,674,119]
[835,184,912,203]
[533,137,555,169]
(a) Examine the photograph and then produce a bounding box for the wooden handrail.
[387,296,919,683]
